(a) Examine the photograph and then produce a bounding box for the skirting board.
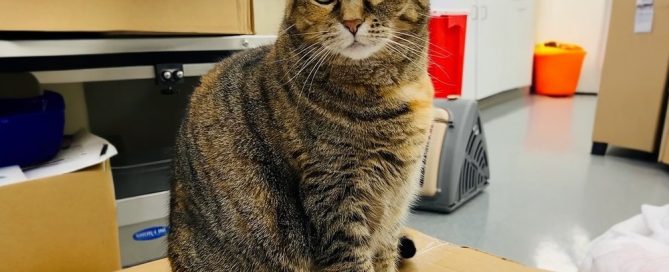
[478,87,530,110]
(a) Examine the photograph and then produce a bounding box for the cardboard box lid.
[0,0,253,35]
[121,229,544,272]
[0,161,121,272]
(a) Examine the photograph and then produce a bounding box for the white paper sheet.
[0,132,117,187]
[0,166,28,186]
[635,0,654,33]
[23,132,117,180]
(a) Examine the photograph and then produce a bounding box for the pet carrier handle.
[421,108,451,197]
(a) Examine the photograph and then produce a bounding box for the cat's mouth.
[338,39,384,60]
[347,41,367,49]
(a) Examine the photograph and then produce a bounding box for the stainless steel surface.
[119,218,169,267]
[409,95,669,271]
[1,35,277,58]
[0,35,277,83]
[117,191,170,267]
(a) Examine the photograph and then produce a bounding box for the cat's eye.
[314,0,336,5]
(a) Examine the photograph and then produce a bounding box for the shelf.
[33,63,216,84]
[0,35,277,83]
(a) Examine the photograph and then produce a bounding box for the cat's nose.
[342,19,363,35]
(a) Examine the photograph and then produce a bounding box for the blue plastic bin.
[0,91,65,167]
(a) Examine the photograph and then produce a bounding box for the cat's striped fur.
[168,0,433,271]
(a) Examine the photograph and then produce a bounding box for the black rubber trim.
[0,50,237,73]
[0,31,224,40]
[591,142,608,156]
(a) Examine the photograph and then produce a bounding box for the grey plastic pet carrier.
[416,98,490,213]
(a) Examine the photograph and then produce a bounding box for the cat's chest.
[358,75,434,137]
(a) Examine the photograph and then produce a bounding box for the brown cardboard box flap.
[0,161,121,272]
[0,0,253,35]
[121,229,543,272]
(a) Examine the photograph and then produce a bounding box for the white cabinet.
[431,0,535,99]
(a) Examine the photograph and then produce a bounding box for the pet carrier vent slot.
[458,117,490,201]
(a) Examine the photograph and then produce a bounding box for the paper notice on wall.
[635,0,654,33]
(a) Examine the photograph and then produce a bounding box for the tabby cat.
[168,0,433,271]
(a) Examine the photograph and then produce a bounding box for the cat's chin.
[338,42,382,60]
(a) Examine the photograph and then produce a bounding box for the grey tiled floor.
[408,95,669,271]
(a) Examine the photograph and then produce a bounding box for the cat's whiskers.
[354,31,448,83]
[269,43,319,65]
[285,45,330,85]
[274,31,334,71]
[285,50,323,84]
[384,43,413,63]
[292,42,322,57]
[289,31,337,90]
[385,36,454,83]
[385,42,455,87]
[305,48,336,95]
[385,38,434,66]
[389,42,452,82]
[388,31,450,56]
[389,30,454,58]
[278,24,296,37]
[388,33,451,60]
[302,43,335,96]
[288,30,332,36]
[280,41,328,81]
[280,49,321,81]
[385,38,423,57]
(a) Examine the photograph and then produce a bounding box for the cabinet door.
[431,0,479,99]
[506,0,535,90]
[476,0,535,99]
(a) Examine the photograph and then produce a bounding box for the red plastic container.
[428,13,468,98]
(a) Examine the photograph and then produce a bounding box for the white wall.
[534,0,611,93]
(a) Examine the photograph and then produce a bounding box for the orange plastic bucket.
[533,42,586,96]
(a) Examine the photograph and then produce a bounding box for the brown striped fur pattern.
[168,0,433,271]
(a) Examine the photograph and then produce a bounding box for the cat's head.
[282,0,430,61]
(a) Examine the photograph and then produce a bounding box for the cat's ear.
[410,0,429,11]
[284,0,295,20]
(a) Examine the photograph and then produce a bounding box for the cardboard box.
[0,0,253,35]
[0,161,121,272]
[120,229,544,272]
[592,0,669,152]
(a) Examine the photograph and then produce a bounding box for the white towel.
[579,204,669,272]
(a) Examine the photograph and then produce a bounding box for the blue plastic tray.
[0,91,65,167]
